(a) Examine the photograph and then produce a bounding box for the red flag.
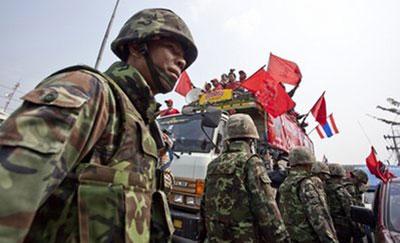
[310,92,327,125]
[175,71,193,97]
[242,67,295,117]
[240,66,267,92]
[366,147,379,175]
[267,53,302,86]
[366,147,396,183]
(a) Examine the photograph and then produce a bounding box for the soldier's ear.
[128,44,141,58]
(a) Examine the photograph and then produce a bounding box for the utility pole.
[384,126,400,166]
[3,82,20,112]
[94,0,120,69]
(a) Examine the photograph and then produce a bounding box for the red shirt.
[160,108,180,117]
[213,84,223,90]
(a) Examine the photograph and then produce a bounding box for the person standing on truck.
[210,78,223,90]
[326,164,364,243]
[159,99,180,117]
[239,70,247,81]
[279,147,339,243]
[0,8,197,242]
[200,113,290,242]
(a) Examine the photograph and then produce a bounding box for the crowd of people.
[200,113,369,243]
[202,68,247,93]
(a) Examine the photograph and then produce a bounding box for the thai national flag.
[316,113,339,139]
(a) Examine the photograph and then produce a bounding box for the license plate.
[173,219,183,229]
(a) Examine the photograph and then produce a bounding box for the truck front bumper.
[171,208,201,241]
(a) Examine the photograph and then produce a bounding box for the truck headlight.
[186,196,195,205]
[174,194,184,204]
[175,180,188,187]
[195,197,202,206]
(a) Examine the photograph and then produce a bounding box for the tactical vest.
[25,66,162,242]
[279,175,320,243]
[204,151,258,240]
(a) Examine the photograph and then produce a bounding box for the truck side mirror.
[201,107,221,128]
[351,206,375,228]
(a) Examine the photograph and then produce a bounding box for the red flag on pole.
[310,92,327,125]
[241,67,295,117]
[175,71,193,97]
[267,53,302,86]
[366,146,396,183]
[240,66,267,92]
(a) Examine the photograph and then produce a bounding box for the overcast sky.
[1,0,399,164]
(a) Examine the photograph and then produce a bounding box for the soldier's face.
[127,37,186,94]
[147,38,186,93]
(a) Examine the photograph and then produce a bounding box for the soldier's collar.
[104,61,160,124]
[226,140,251,153]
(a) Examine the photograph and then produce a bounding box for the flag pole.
[300,91,326,126]
[357,120,373,146]
[95,0,120,69]
[287,82,300,97]
[307,125,317,136]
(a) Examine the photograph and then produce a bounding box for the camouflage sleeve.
[299,179,339,243]
[337,186,363,234]
[245,156,290,243]
[0,70,110,242]
[344,183,357,200]
[337,187,353,219]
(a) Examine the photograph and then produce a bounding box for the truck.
[157,88,314,242]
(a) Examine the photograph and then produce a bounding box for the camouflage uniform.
[200,114,290,243]
[279,147,338,243]
[326,164,361,243]
[344,169,368,243]
[344,169,369,207]
[0,8,197,243]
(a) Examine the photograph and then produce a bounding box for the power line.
[3,82,20,112]
[0,83,25,94]
[0,95,21,102]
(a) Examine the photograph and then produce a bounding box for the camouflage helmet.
[311,162,331,175]
[351,169,369,184]
[328,163,346,177]
[288,147,315,166]
[225,114,259,140]
[111,8,198,69]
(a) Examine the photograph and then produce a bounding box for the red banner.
[267,113,314,153]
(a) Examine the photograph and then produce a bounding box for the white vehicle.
[158,108,227,241]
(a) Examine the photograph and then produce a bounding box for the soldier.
[311,161,331,187]
[326,164,363,243]
[200,114,290,242]
[279,147,338,243]
[0,8,197,242]
[344,169,369,243]
[345,169,369,206]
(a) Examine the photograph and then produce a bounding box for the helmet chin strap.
[139,43,176,94]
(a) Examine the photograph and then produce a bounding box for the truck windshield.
[158,114,215,153]
[388,181,400,232]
